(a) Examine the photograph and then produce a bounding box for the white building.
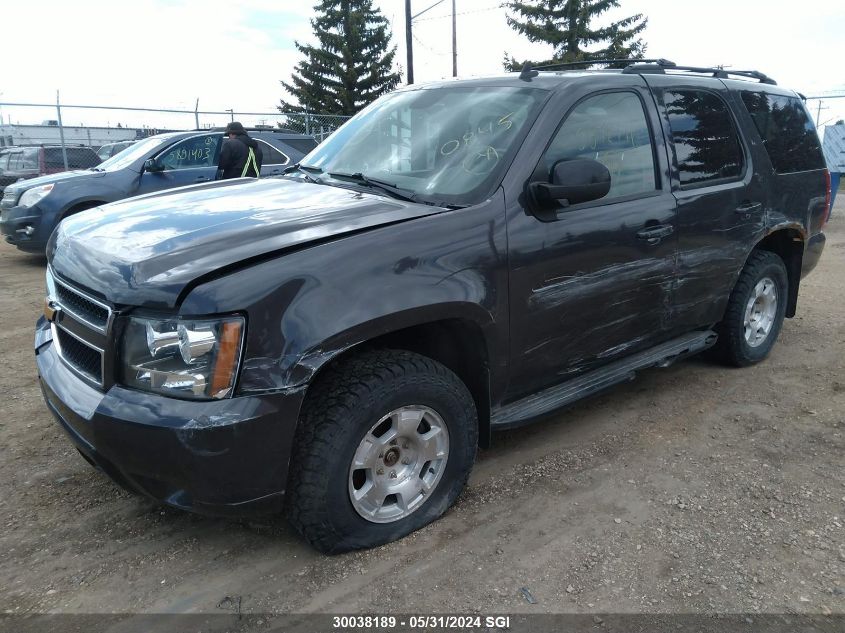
[0,123,138,148]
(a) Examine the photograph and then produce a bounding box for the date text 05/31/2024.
[332,615,512,629]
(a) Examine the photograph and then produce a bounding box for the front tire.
[286,349,478,554]
[713,250,788,367]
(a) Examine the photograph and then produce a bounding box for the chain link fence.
[0,98,350,170]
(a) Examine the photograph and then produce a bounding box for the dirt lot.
[1,200,843,623]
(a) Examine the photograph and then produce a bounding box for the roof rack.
[534,58,677,71]
[523,57,777,85]
[621,59,776,85]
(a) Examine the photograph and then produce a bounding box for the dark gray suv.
[35,60,830,553]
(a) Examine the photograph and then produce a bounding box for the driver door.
[137,133,222,195]
[506,88,679,399]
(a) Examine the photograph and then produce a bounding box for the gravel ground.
[0,199,843,622]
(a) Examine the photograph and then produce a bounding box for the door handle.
[735,201,762,214]
[195,176,210,182]
[636,224,674,244]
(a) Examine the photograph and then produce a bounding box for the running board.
[490,330,717,430]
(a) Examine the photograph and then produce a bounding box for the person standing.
[218,122,263,179]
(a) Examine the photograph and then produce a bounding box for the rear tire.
[286,349,477,554]
[712,250,788,367]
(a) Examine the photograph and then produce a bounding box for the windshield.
[304,85,547,206]
[96,136,168,171]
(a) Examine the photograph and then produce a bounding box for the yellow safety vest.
[241,147,259,177]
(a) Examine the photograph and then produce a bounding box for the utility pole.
[451,0,457,77]
[405,0,414,85]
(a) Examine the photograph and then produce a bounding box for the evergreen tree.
[279,0,401,118]
[504,0,647,70]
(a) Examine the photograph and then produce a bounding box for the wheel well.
[307,319,492,448]
[60,200,104,222]
[754,229,804,318]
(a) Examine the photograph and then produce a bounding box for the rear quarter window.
[256,140,289,165]
[282,138,318,154]
[740,92,825,173]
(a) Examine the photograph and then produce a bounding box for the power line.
[414,2,503,22]
[413,32,450,56]
[412,0,448,20]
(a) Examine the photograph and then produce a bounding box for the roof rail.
[533,58,678,71]
[526,57,777,85]
[622,60,777,85]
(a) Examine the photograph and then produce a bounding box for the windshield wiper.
[327,172,418,203]
[283,163,324,184]
[89,167,105,172]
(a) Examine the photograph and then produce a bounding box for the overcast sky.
[2,0,844,133]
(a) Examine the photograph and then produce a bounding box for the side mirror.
[528,158,611,209]
[144,158,163,173]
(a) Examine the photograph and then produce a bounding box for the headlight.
[19,184,54,207]
[120,315,245,400]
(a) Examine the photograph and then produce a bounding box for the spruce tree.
[279,0,401,117]
[504,0,648,70]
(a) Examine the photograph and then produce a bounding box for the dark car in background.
[0,128,318,252]
[0,145,101,192]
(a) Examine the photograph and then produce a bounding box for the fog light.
[16,225,35,237]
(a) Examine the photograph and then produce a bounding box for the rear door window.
[256,140,289,165]
[663,90,744,188]
[740,92,825,173]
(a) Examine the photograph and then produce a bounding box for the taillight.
[823,168,831,227]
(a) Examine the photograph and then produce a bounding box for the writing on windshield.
[304,86,546,206]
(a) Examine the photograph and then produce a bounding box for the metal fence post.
[55,90,69,170]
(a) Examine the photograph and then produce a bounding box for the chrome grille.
[55,281,109,330]
[47,268,112,388]
[54,326,103,384]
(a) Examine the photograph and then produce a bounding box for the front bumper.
[35,316,305,516]
[801,232,825,278]
[0,203,46,251]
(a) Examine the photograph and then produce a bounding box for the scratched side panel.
[506,193,678,399]
[500,75,680,401]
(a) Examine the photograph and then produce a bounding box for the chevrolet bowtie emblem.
[44,298,60,322]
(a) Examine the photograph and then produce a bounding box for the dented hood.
[49,178,443,308]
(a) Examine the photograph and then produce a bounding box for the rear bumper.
[0,203,47,252]
[801,232,825,278]
[35,316,305,516]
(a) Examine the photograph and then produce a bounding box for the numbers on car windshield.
[172,147,211,161]
[438,112,515,173]
[159,135,221,170]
